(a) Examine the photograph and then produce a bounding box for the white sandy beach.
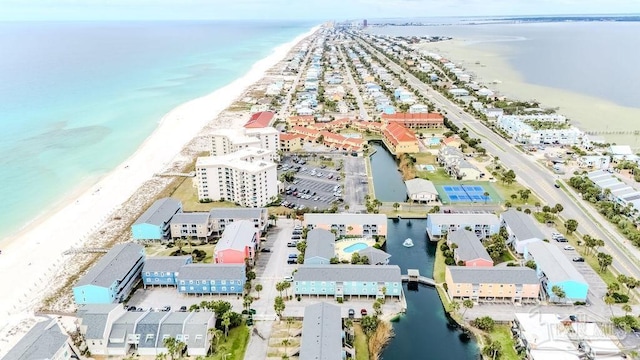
[0,25,319,354]
[418,39,640,147]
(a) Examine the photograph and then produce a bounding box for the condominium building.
[195,147,277,207]
[445,266,540,303]
[304,213,388,237]
[381,122,419,155]
[426,213,501,240]
[210,127,279,161]
[497,114,585,146]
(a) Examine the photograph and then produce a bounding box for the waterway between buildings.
[370,143,479,359]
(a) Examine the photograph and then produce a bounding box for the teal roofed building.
[132,198,182,241]
[73,243,145,304]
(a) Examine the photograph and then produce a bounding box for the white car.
[284,276,294,282]
[563,245,575,251]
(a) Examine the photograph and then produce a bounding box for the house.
[356,246,391,265]
[405,178,439,203]
[382,122,419,155]
[445,267,540,302]
[176,263,246,295]
[449,88,469,97]
[426,213,500,240]
[73,243,145,304]
[136,312,169,356]
[170,212,213,240]
[381,112,444,129]
[304,213,388,237]
[287,115,315,128]
[304,229,336,265]
[183,312,217,356]
[441,136,462,148]
[106,311,147,356]
[155,312,191,355]
[447,230,493,267]
[209,207,269,235]
[214,220,258,264]
[142,256,193,288]
[77,304,128,355]
[454,159,482,181]
[299,302,346,360]
[294,265,402,299]
[132,198,183,241]
[524,242,589,303]
[609,145,636,161]
[279,133,305,152]
[577,155,610,170]
[4,319,73,360]
[244,111,275,128]
[483,108,504,119]
[409,104,429,114]
[500,209,544,254]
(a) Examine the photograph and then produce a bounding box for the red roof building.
[381,112,444,129]
[382,122,419,155]
[244,111,275,128]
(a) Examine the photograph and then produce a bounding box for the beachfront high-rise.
[195,147,278,207]
[210,127,280,161]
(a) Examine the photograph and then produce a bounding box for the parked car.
[572,257,585,262]
[287,258,297,264]
[260,248,271,253]
[162,306,171,312]
[348,309,355,318]
[287,242,297,247]
[564,245,575,251]
[288,253,298,259]
[127,306,137,312]
[179,306,188,312]
[284,276,294,282]
[292,235,301,240]
[360,309,368,316]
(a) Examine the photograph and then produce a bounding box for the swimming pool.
[425,164,436,171]
[344,242,370,253]
[428,137,441,146]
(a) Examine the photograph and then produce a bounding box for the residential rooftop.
[76,243,144,288]
[133,198,182,226]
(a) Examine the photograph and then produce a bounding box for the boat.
[403,238,414,247]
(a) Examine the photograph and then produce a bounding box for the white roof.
[196,147,276,173]
[405,178,438,196]
[609,145,633,155]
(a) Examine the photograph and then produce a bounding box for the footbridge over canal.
[401,269,435,286]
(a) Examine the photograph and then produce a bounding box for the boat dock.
[401,269,435,286]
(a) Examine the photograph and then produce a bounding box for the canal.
[369,143,479,359]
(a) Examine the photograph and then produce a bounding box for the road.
[338,45,369,120]
[357,37,640,282]
[277,34,316,121]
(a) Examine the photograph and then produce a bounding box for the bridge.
[401,269,436,286]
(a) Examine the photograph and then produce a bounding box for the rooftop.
[143,256,192,273]
[171,212,210,225]
[76,243,144,288]
[177,263,245,280]
[209,207,266,219]
[428,213,500,226]
[304,213,387,226]
[356,246,391,265]
[4,320,70,360]
[299,302,342,360]
[525,242,587,284]
[304,229,335,262]
[244,111,275,128]
[295,264,401,282]
[449,230,492,263]
[405,178,438,196]
[447,266,538,284]
[196,147,276,173]
[133,198,182,226]
[383,121,418,145]
[501,209,545,241]
[215,220,257,251]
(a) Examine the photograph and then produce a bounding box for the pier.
[584,130,640,135]
[62,247,109,255]
[155,171,196,178]
[401,269,435,286]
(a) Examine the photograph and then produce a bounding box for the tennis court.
[437,184,500,204]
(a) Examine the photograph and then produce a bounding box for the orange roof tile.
[279,133,305,141]
[381,112,444,121]
[383,122,418,146]
[244,111,275,128]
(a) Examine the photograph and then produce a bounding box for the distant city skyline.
[1,0,639,21]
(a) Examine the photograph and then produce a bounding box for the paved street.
[358,38,640,283]
[344,155,368,212]
[338,45,369,120]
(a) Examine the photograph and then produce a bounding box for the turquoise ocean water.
[0,21,312,241]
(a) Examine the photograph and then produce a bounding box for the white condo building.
[211,127,280,161]
[497,114,586,146]
[196,147,278,207]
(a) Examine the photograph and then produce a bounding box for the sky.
[0,0,639,21]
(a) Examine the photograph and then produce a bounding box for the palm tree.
[208,328,223,354]
[450,301,460,315]
[623,304,633,315]
[282,338,291,356]
[255,284,263,299]
[483,192,490,204]
[604,295,616,316]
[222,312,231,338]
[462,299,474,318]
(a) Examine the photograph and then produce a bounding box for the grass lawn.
[354,324,370,360]
[170,177,239,212]
[412,152,437,165]
[492,181,541,207]
[146,243,215,263]
[495,250,516,265]
[207,325,250,360]
[416,168,451,183]
[487,325,519,360]
[433,240,447,284]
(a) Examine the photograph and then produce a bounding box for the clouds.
[0,0,638,21]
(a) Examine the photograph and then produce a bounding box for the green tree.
[462,299,474,318]
[208,328,223,354]
[623,304,633,315]
[597,252,613,272]
[482,340,502,360]
[450,301,460,315]
[360,315,379,336]
[269,213,278,226]
[472,316,495,332]
[255,284,263,298]
[565,219,579,234]
[163,337,187,360]
[222,311,231,338]
[605,295,616,316]
[276,281,286,297]
[274,296,286,319]
[525,260,537,270]
[393,202,400,211]
[373,299,383,317]
[551,285,566,302]
[503,169,516,185]
[351,252,361,265]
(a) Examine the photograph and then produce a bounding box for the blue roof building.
[132,198,182,241]
[142,256,193,288]
[73,243,145,304]
[176,264,246,295]
[304,229,335,265]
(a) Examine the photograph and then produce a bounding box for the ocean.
[369,21,640,109]
[0,21,312,242]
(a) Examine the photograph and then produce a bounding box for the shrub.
[472,316,495,332]
[444,257,455,266]
[440,243,450,252]
[337,298,344,304]
[612,293,629,303]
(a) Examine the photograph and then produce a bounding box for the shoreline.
[0,24,319,354]
[417,39,640,147]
